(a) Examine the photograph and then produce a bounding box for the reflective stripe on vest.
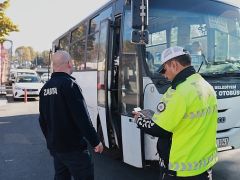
[183,105,218,120]
[168,151,217,171]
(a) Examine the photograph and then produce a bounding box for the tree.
[0,0,18,41]
[15,46,37,62]
[28,46,36,60]
[41,50,50,65]
[14,47,50,66]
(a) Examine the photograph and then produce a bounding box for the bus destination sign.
[212,83,240,99]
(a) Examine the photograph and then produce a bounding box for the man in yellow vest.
[133,46,218,180]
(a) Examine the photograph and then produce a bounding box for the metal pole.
[2,39,13,87]
[8,40,13,63]
[0,42,2,94]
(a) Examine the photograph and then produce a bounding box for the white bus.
[53,0,240,168]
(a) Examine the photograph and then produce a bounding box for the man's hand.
[132,111,142,123]
[94,142,104,153]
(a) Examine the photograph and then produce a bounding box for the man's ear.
[67,61,71,68]
[173,60,182,71]
[170,60,177,69]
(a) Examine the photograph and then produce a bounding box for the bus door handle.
[129,118,136,123]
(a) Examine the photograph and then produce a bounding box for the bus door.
[97,17,122,151]
[119,52,143,168]
[107,16,122,150]
[97,19,111,148]
[116,8,144,168]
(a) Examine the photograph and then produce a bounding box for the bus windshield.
[145,0,240,76]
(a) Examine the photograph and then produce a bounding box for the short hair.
[52,50,72,67]
[174,54,191,66]
[53,50,71,62]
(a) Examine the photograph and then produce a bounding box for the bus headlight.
[14,86,23,91]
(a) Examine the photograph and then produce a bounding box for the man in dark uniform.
[39,50,103,180]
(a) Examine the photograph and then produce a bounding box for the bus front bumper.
[217,127,240,150]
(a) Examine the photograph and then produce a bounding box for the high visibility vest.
[153,73,218,177]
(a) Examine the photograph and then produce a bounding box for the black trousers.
[52,150,94,180]
[160,169,212,180]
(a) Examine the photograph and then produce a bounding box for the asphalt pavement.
[0,100,240,180]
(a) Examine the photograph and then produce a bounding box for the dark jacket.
[39,72,100,153]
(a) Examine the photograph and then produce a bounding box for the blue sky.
[5,0,108,52]
[4,0,240,52]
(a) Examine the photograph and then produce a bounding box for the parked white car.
[41,73,51,83]
[9,69,38,85]
[12,75,44,100]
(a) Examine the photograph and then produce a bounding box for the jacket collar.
[171,66,196,89]
[51,72,75,80]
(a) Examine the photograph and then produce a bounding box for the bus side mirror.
[131,0,149,44]
[131,0,148,30]
[131,30,149,44]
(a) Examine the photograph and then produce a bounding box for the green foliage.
[41,50,50,65]
[15,46,36,61]
[0,0,19,41]
[14,45,51,66]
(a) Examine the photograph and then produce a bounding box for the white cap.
[158,46,189,73]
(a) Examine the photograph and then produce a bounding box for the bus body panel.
[143,77,163,160]
[217,127,240,149]
[72,71,98,129]
[217,96,240,131]
[121,115,143,168]
[72,71,110,148]
[98,106,110,148]
[144,134,158,161]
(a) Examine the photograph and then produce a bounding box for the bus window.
[59,34,70,51]
[146,29,167,73]
[121,10,140,114]
[89,7,112,34]
[69,38,86,71]
[170,27,178,46]
[90,15,100,34]
[145,0,240,75]
[86,8,112,70]
[71,22,87,43]
[97,20,109,106]
[121,53,139,114]
[190,24,207,54]
[86,32,99,70]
